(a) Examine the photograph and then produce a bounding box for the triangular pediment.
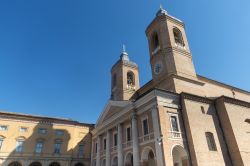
[96,100,131,128]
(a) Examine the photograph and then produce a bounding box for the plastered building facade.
[91,7,250,166]
[0,112,94,166]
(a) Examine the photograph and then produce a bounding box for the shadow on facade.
[207,105,232,165]
[1,121,91,166]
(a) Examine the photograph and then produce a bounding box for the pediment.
[96,100,131,128]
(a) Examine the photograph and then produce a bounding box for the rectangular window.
[55,130,64,136]
[0,139,3,150]
[114,133,118,146]
[54,143,62,154]
[170,116,179,132]
[78,145,84,156]
[103,138,106,150]
[35,142,43,153]
[0,125,8,131]
[126,127,131,141]
[38,128,47,134]
[16,141,24,152]
[19,127,28,133]
[206,132,217,151]
[143,119,149,135]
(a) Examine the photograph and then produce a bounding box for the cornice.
[92,89,180,136]
[0,115,94,129]
[197,74,250,95]
[218,96,250,108]
[181,92,214,104]
[181,92,250,108]
[146,14,184,35]
[171,74,205,86]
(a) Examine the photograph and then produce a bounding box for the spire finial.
[156,3,167,16]
[122,44,126,53]
[160,4,163,9]
[120,44,129,61]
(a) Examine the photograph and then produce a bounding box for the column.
[151,107,164,166]
[117,123,123,166]
[96,136,101,166]
[106,130,111,166]
[132,112,140,166]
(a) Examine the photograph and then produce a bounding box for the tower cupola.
[111,46,140,101]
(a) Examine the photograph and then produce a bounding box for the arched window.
[151,32,160,52]
[125,153,133,166]
[112,74,117,88]
[101,159,106,166]
[112,156,118,166]
[205,132,217,151]
[49,162,60,166]
[8,162,22,166]
[127,72,135,86]
[29,162,42,166]
[75,163,84,166]
[173,28,185,47]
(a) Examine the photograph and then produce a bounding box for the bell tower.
[111,46,140,101]
[146,6,197,87]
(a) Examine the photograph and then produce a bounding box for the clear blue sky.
[0,0,249,124]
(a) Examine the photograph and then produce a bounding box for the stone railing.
[139,132,154,143]
[122,141,132,149]
[169,131,182,139]
[111,146,117,152]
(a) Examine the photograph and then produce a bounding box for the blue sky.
[0,0,249,124]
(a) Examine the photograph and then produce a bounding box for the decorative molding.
[93,89,178,135]
[219,96,250,108]
[197,75,250,95]
[181,92,214,104]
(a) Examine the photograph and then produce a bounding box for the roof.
[0,111,95,127]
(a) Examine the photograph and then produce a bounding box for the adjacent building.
[0,111,94,166]
[91,7,250,166]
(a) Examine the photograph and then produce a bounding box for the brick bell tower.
[111,46,140,101]
[145,6,197,90]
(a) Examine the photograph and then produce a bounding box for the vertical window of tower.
[173,27,185,47]
[127,71,135,86]
[151,32,160,53]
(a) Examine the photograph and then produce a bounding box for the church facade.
[91,7,250,166]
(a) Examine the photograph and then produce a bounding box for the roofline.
[197,74,250,95]
[181,92,250,108]
[145,14,185,35]
[0,111,95,127]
